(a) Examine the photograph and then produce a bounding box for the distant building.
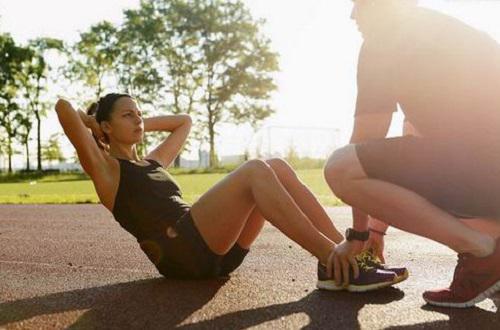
[220,154,246,166]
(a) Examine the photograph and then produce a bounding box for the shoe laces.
[356,250,382,268]
[355,254,376,272]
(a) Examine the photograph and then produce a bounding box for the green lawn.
[0,169,342,206]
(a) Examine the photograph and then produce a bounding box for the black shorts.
[139,211,249,279]
[355,136,500,219]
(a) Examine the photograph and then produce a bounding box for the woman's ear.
[100,121,111,136]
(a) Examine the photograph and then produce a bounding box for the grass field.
[0,169,342,206]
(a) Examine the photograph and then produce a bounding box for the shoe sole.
[316,279,395,292]
[423,279,500,308]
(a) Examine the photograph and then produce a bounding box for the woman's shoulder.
[144,158,165,168]
[90,156,121,212]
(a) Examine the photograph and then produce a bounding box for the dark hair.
[86,93,132,147]
[86,93,132,123]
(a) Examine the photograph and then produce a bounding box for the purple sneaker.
[357,250,409,284]
[316,259,397,292]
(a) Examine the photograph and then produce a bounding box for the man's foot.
[423,238,500,308]
[316,259,397,293]
[357,250,409,284]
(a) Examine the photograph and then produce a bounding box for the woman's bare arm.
[55,98,108,177]
[144,114,192,167]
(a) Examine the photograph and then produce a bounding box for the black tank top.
[112,158,190,241]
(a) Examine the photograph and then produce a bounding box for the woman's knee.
[265,158,297,181]
[241,159,273,180]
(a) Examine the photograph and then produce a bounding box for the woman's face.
[102,97,144,145]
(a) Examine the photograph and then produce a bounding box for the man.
[324,0,500,308]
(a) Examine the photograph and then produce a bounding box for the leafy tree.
[118,4,163,104]
[122,0,279,167]
[0,33,33,172]
[184,0,279,166]
[17,115,33,171]
[19,37,64,171]
[42,133,66,166]
[121,0,202,166]
[67,21,120,99]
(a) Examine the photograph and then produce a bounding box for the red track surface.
[0,205,498,329]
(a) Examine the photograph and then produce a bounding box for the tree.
[17,115,33,171]
[185,0,279,167]
[0,33,33,173]
[122,0,203,166]
[19,37,64,171]
[124,0,279,168]
[67,21,120,99]
[42,133,66,166]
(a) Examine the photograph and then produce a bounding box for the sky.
[1,0,500,165]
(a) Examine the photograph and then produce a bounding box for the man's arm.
[349,113,393,232]
[350,113,393,144]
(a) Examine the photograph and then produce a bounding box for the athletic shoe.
[357,250,409,284]
[316,258,397,293]
[423,238,500,308]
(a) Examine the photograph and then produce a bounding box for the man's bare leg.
[324,145,496,258]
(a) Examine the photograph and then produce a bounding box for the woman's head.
[87,93,144,146]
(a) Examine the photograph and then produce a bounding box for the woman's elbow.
[55,99,71,114]
[182,114,193,128]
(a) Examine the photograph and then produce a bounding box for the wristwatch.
[345,228,370,242]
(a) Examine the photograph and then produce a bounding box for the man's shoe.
[357,250,409,284]
[423,238,500,308]
[316,259,397,293]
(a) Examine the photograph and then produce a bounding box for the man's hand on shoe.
[327,240,364,287]
[365,232,386,263]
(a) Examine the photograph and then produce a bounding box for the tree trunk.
[36,111,42,171]
[25,141,30,171]
[208,119,217,168]
[206,69,217,168]
[174,154,181,167]
[7,135,12,174]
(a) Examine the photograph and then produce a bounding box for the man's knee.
[324,145,363,197]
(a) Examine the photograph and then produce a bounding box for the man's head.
[351,0,419,39]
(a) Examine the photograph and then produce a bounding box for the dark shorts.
[355,136,500,219]
[139,211,249,279]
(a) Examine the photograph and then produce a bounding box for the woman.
[55,93,399,291]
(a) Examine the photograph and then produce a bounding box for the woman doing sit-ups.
[55,93,403,291]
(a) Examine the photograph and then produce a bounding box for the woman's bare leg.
[190,159,335,264]
[233,159,344,250]
[235,206,265,249]
[265,159,343,243]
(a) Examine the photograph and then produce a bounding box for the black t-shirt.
[355,7,500,144]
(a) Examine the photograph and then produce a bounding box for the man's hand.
[365,231,385,263]
[327,240,364,287]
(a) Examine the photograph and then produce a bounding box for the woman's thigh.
[190,161,261,254]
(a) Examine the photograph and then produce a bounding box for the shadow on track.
[0,277,225,329]
[386,303,499,330]
[4,279,494,329]
[1,280,404,329]
[178,287,405,329]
